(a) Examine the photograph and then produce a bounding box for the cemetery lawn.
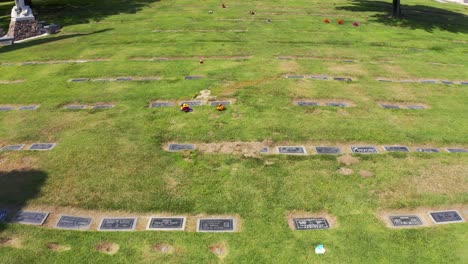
[0,0,467,263]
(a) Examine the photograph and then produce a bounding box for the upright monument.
[6,0,43,41]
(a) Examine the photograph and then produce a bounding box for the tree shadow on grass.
[1,0,161,29]
[0,28,113,54]
[336,0,468,33]
[0,169,47,232]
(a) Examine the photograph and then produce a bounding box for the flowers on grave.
[216,104,225,111]
[353,22,359,26]
[180,103,193,112]
[208,10,213,14]
[337,19,344,25]
[323,18,330,24]
[315,244,326,255]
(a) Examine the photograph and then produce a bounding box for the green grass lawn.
[0,0,467,263]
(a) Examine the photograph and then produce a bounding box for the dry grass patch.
[359,170,374,178]
[96,242,119,255]
[327,63,367,76]
[47,242,71,252]
[209,242,228,259]
[338,167,354,176]
[197,142,264,155]
[380,64,411,78]
[337,154,360,166]
[152,243,175,254]
[279,59,300,73]
[0,237,22,248]
[0,156,38,171]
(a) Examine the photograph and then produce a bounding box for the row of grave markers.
[389,210,464,227]
[68,76,205,83]
[285,75,468,85]
[296,101,427,109]
[0,143,56,151]
[0,210,235,232]
[0,209,463,232]
[168,144,467,154]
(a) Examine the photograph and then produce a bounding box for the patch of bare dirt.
[337,154,360,166]
[47,243,71,252]
[152,243,174,254]
[286,211,338,229]
[96,242,119,255]
[0,237,22,248]
[337,109,349,116]
[197,142,264,155]
[338,167,354,176]
[0,156,38,171]
[359,170,374,178]
[381,64,410,78]
[209,242,228,259]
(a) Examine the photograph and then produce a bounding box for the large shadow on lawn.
[0,28,113,53]
[0,169,47,232]
[337,0,468,33]
[0,0,161,29]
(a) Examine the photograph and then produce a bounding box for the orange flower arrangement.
[323,18,330,24]
[337,19,344,25]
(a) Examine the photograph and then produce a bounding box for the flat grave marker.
[416,148,439,153]
[260,147,269,153]
[185,76,204,80]
[460,81,468,85]
[377,79,393,82]
[151,102,174,108]
[210,101,232,106]
[333,77,352,82]
[277,146,307,155]
[0,106,14,111]
[19,105,39,111]
[326,102,347,107]
[28,143,56,151]
[56,215,92,230]
[389,215,423,227]
[293,218,330,230]
[147,217,186,231]
[116,77,133,81]
[296,101,319,106]
[92,104,115,109]
[441,81,453,85]
[429,211,464,224]
[407,105,425,110]
[197,218,235,232]
[12,211,49,225]
[421,80,437,84]
[0,209,9,222]
[384,146,410,152]
[351,146,378,154]
[1,144,25,151]
[287,75,304,79]
[446,148,467,153]
[315,147,341,155]
[168,143,196,151]
[98,217,137,231]
[65,105,88,110]
[69,78,90,82]
[381,104,400,109]
[179,101,203,106]
[310,75,329,80]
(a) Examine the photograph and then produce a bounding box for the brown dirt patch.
[0,237,22,248]
[338,167,354,176]
[96,242,119,255]
[359,170,374,178]
[152,243,174,254]
[286,211,338,229]
[337,154,360,166]
[209,242,228,259]
[47,242,71,252]
[0,156,39,171]
[197,142,265,155]
[279,60,300,73]
[337,109,349,116]
[381,64,410,78]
